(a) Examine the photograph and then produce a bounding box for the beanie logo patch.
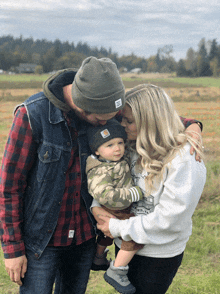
[115,98,122,109]
[101,129,110,138]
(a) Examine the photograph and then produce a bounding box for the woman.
[92,84,206,294]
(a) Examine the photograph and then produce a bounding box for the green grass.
[122,77,220,89]
[166,203,220,294]
[0,74,50,89]
[0,74,49,82]
[170,77,220,88]
[201,161,220,203]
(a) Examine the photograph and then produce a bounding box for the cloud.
[1,0,107,11]
[0,0,219,61]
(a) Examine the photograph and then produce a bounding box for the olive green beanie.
[72,56,125,114]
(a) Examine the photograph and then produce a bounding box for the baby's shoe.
[104,261,136,294]
[91,248,111,271]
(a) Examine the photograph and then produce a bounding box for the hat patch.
[115,98,122,109]
[101,129,110,138]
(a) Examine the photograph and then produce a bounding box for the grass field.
[0,73,219,293]
[121,72,220,88]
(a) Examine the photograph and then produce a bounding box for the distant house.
[119,67,128,73]
[17,63,38,73]
[130,68,142,74]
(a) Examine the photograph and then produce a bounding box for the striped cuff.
[128,186,143,202]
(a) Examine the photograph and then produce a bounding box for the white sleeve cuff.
[90,199,101,214]
[109,218,121,238]
[109,218,131,241]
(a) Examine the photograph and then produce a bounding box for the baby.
[86,119,144,294]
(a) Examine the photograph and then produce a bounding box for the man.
[0,56,202,294]
[0,57,125,294]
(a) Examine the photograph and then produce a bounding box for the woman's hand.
[96,215,114,239]
[185,123,203,162]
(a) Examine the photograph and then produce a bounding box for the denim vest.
[21,92,96,258]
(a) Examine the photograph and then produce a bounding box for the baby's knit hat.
[72,56,125,113]
[87,119,127,153]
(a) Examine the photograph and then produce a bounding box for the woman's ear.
[95,151,100,156]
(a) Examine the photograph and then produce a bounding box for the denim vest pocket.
[37,144,62,181]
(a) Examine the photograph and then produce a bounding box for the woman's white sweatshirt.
[110,143,206,258]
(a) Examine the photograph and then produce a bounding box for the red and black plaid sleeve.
[180,116,203,131]
[0,106,37,258]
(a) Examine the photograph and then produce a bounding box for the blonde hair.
[125,84,203,193]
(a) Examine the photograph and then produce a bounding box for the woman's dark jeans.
[115,245,183,294]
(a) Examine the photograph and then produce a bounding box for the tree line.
[0,35,219,77]
[177,38,220,77]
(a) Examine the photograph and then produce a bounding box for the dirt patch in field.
[0,88,42,96]
[121,72,174,79]
[125,87,220,102]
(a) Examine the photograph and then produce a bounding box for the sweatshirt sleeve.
[109,151,206,245]
[87,167,143,210]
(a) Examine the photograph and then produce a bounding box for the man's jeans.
[20,238,96,294]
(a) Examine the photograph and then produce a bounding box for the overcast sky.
[1,0,220,61]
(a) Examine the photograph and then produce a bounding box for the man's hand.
[185,123,203,162]
[96,215,114,238]
[5,255,27,286]
[92,206,116,225]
